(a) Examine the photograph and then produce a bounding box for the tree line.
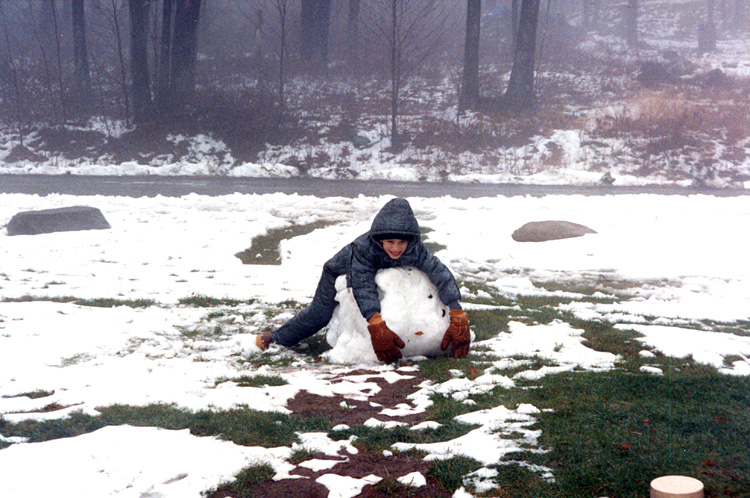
[0,0,747,150]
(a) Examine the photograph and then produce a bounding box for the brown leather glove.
[367,313,406,363]
[440,309,471,359]
[255,331,273,350]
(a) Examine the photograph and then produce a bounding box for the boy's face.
[381,239,408,259]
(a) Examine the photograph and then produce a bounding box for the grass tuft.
[215,375,288,388]
[178,295,255,307]
[427,456,484,491]
[210,463,275,498]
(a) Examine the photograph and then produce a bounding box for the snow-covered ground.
[1,192,749,497]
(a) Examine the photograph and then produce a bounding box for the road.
[1,174,747,198]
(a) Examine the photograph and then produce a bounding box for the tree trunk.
[273,1,289,107]
[301,0,331,72]
[389,0,399,151]
[171,0,202,107]
[459,0,481,111]
[510,0,520,51]
[346,0,360,70]
[156,0,174,109]
[40,0,56,55]
[128,0,151,123]
[698,0,717,52]
[504,0,541,110]
[72,0,90,94]
[50,0,67,122]
[2,12,26,145]
[108,0,131,126]
[252,8,264,89]
[624,0,638,48]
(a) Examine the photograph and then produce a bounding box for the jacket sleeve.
[414,245,462,309]
[350,244,381,320]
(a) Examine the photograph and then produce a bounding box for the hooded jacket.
[329,198,461,320]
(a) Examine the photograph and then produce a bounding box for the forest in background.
[0,0,749,185]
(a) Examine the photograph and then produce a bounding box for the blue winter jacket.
[325,198,462,320]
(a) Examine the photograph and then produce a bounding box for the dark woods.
[0,0,746,148]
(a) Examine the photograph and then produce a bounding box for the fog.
[0,0,748,187]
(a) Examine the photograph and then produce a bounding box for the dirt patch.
[206,369,454,498]
[286,371,429,426]
[208,451,453,498]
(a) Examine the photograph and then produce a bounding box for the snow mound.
[325,267,454,364]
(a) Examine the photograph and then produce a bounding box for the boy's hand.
[367,313,406,363]
[441,309,471,359]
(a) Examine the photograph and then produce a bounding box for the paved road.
[1,174,746,198]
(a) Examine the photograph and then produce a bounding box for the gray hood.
[368,198,420,242]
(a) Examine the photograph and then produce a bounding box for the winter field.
[1,192,749,497]
[2,0,750,496]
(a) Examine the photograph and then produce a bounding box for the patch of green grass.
[235,221,335,265]
[428,455,484,491]
[459,281,512,307]
[0,295,156,308]
[577,320,645,358]
[490,355,559,378]
[0,403,331,448]
[2,389,55,399]
[417,357,487,384]
[426,394,480,423]
[1,295,75,304]
[698,318,750,337]
[287,447,315,465]
[330,419,477,454]
[209,463,275,498]
[75,297,157,308]
[178,294,256,307]
[215,375,288,388]
[482,463,551,498]
[466,309,510,341]
[502,367,750,498]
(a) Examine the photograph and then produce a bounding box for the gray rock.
[8,206,111,236]
[512,220,596,242]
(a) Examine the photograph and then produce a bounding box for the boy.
[256,198,470,363]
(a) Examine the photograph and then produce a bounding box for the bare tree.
[511,0,520,51]
[503,0,541,110]
[269,0,292,107]
[300,0,330,72]
[362,0,454,151]
[699,0,717,53]
[623,0,638,49]
[128,0,151,122]
[170,0,202,106]
[1,7,25,145]
[92,0,131,125]
[346,0,360,70]
[459,0,480,111]
[156,0,174,109]
[72,0,91,95]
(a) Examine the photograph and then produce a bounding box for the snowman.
[325,267,472,364]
